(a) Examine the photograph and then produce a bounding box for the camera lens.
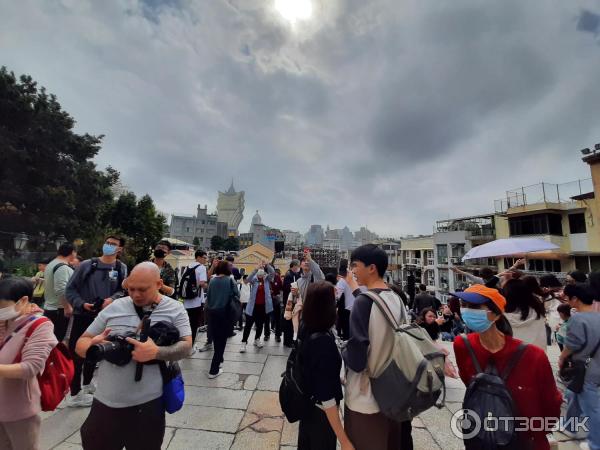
[87,341,119,362]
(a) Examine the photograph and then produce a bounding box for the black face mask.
[154,249,167,259]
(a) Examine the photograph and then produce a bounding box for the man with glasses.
[65,235,128,407]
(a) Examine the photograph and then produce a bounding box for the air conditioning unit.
[441,283,448,289]
[450,257,460,264]
[443,258,449,264]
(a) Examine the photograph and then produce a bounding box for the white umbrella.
[461,238,559,261]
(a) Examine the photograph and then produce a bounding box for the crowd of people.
[2,237,600,450]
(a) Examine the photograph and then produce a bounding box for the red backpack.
[16,317,75,411]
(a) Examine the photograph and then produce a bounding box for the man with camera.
[76,262,192,450]
[65,235,128,407]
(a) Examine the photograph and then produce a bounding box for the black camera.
[91,297,105,313]
[86,332,137,366]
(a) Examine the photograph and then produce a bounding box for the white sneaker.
[188,347,197,357]
[240,343,247,353]
[197,342,213,352]
[207,369,223,379]
[67,391,93,408]
[82,382,96,395]
[254,339,264,349]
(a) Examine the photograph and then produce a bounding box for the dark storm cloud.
[577,10,600,35]
[1,0,598,236]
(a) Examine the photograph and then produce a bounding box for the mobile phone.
[437,310,443,317]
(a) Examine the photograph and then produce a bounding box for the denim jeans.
[566,382,600,450]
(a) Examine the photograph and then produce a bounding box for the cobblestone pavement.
[41,332,586,450]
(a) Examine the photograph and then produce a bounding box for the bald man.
[76,262,192,450]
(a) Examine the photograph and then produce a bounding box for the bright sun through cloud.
[274,0,313,24]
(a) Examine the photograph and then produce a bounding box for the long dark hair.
[539,274,562,288]
[503,279,545,320]
[418,307,436,324]
[302,281,337,332]
[522,275,544,297]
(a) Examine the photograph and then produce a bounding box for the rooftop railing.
[495,178,593,213]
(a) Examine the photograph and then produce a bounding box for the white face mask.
[0,304,21,321]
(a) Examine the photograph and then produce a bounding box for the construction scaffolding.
[292,247,342,274]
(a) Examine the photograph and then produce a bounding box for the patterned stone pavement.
[41,332,586,449]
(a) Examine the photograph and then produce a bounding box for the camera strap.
[133,301,158,382]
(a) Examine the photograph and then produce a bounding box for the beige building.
[235,243,290,275]
[494,152,600,275]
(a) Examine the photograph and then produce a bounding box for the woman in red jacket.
[453,285,562,450]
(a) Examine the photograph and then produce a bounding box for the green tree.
[192,237,200,247]
[106,193,166,265]
[0,67,116,249]
[211,235,225,251]
[223,236,240,251]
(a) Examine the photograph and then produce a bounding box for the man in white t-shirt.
[184,250,208,352]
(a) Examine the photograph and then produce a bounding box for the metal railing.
[495,178,593,213]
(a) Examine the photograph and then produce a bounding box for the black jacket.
[282,269,302,303]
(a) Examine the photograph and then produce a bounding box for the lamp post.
[54,235,67,250]
[14,232,29,251]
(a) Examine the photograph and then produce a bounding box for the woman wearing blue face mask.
[453,285,562,450]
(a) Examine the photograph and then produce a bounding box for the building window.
[437,245,448,264]
[451,244,465,258]
[509,213,563,236]
[527,259,562,273]
[186,227,190,233]
[569,213,586,234]
[438,270,449,289]
[202,220,205,225]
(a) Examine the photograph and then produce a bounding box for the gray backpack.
[363,291,446,422]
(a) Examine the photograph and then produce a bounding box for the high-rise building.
[354,227,379,245]
[217,181,245,236]
[305,225,325,246]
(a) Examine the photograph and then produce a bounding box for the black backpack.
[461,335,528,450]
[179,265,202,299]
[279,331,328,423]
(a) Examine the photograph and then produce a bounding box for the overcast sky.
[2,0,600,237]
